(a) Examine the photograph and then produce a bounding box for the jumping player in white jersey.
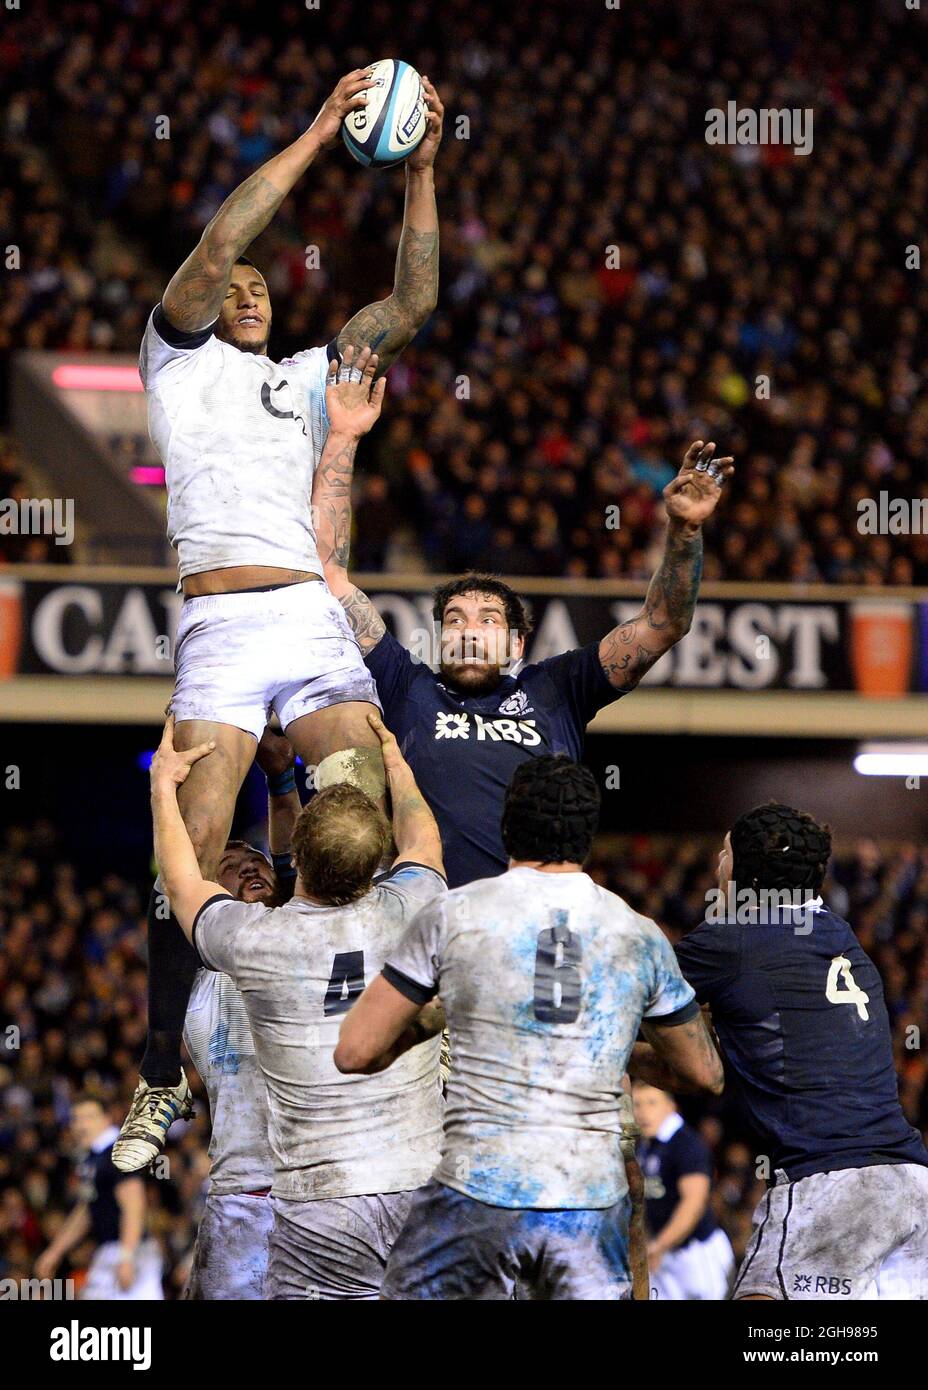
[148,709,447,1299]
[116,68,445,1172]
[336,755,725,1300]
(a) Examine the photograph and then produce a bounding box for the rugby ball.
[342,59,427,168]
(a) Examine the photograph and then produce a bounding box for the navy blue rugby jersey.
[75,1134,133,1246]
[675,901,928,1182]
[639,1116,718,1244]
[365,631,619,887]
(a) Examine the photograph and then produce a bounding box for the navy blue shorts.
[382,1179,631,1300]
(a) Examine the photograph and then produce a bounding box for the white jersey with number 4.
[139,307,331,581]
[193,863,447,1202]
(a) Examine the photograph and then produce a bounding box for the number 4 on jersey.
[324,951,365,1016]
[826,954,870,1021]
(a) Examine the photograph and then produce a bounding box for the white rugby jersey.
[183,969,274,1196]
[193,864,447,1202]
[383,866,697,1210]
[139,306,331,581]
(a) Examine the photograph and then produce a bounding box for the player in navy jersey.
[35,1095,163,1300]
[311,348,734,886]
[634,1082,734,1299]
[631,802,928,1300]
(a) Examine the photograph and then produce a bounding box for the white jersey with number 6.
[193,864,446,1202]
[383,866,697,1210]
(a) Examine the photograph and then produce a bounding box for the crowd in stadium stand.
[1,818,926,1296]
[3,0,927,581]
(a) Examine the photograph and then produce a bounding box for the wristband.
[118,1246,137,1262]
[272,851,297,880]
[267,767,297,797]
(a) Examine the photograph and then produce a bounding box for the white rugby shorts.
[171,579,380,740]
[733,1162,928,1300]
[186,1191,274,1300]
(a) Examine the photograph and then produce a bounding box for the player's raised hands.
[150,714,215,793]
[325,345,386,437]
[663,441,735,529]
[407,76,444,171]
[311,68,377,147]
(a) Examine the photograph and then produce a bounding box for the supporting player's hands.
[256,724,295,780]
[406,77,444,171]
[366,710,409,782]
[663,441,735,532]
[150,714,215,796]
[325,345,386,437]
[310,68,376,148]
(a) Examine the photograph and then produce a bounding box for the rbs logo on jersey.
[434,711,541,745]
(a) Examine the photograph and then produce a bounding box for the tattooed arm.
[162,69,373,331]
[337,79,443,374]
[635,1013,725,1096]
[598,441,735,693]
[312,346,387,653]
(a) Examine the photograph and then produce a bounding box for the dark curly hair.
[501,755,600,866]
[432,573,533,639]
[730,802,832,895]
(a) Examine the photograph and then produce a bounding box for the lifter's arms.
[312,345,388,653]
[161,69,374,332]
[630,1013,725,1096]
[149,715,225,938]
[336,78,443,374]
[335,981,445,1075]
[598,442,734,693]
[366,709,444,876]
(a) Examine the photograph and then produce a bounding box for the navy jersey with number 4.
[675,902,928,1182]
[365,631,618,887]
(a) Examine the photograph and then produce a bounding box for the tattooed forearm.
[340,585,387,653]
[163,129,324,331]
[640,521,703,635]
[599,521,703,693]
[338,173,439,373]
[310,429,386,651]
[641,1015,725,1096]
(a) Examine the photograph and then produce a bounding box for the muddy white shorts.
[171,579,380,740]
[186,1191,274,1300]
[381,1180,631,1301]
[267,1192,414,1300]
[733,1163,928,1300]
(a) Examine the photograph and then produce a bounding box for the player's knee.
[314,747,386,803]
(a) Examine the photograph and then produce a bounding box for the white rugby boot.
[112,1070,194,1172]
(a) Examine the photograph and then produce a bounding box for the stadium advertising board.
[1,572,926,697]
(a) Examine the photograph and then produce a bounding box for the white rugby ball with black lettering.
[342,59,427,168]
